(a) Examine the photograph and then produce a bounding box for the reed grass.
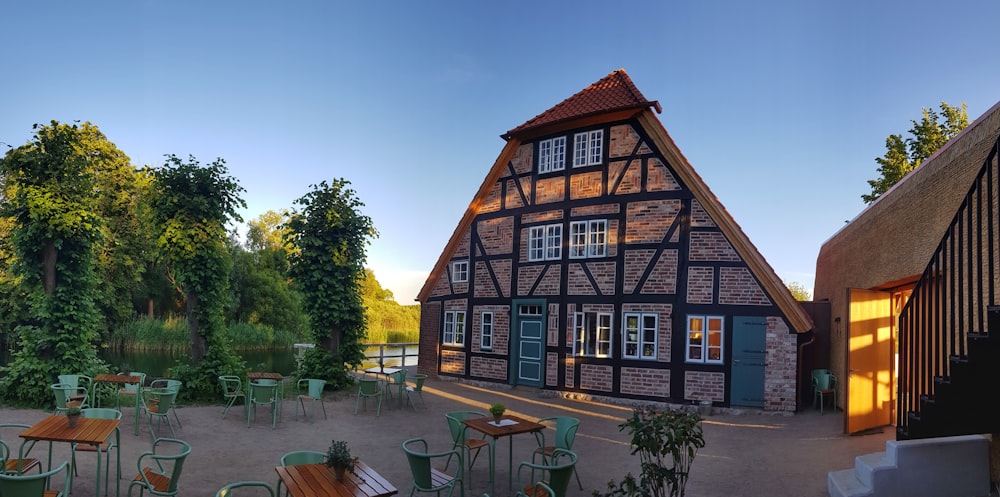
[110,316,298,352]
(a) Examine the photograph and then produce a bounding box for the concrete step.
[854,452,891,488]
[828,468,872,497]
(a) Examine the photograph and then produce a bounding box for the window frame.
[573,129,604,167]
[538,136,566,174]
[574,311,613,358]
[443,310,466,347]
[623,312,658,360]
[528,223,562,262]
[480,311,494,350]
[569,219,608,259]
[685,315,724,364]
[451,260,469,283]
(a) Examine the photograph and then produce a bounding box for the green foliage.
[863,102,969,204]
[228,243,308,337]
[295,346,354,390]
[785,281,811,301]
[285,179,376,368]
[594,406,705,497]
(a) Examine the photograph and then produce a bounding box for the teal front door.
[511,301,544,387]
[730,316,766,407]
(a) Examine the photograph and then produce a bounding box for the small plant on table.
[489,403,506,422]
[325,440,361,481]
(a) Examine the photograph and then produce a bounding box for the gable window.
[443,310,466,346]
[573,129,604,167]
[480,311,493,350]
[538,136,566,173]
[623,313,657,359]
[574,311,612,358]
[569,220,608,259]
[528,224,562,262]
[451,260,469,283]
[686,315,723,364]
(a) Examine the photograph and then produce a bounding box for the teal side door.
[511,300,545,388]
[730,316,766,407]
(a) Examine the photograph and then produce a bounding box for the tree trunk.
[43,239,57,294]
[147,298,154,318]
[186,291,206,362]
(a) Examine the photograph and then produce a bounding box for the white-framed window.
[623,313,658,359]
[569,220,608,259]
[451,260,469,283]
[538,136,566,173]
[686,315,723,364]
[480,311,493,350]
[443,310,466,346]
[528,224,562,262]
[573,129,604,167]
[574,311,612,358]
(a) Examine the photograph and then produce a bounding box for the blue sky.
[3,1,1000,303]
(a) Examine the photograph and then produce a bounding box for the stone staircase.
[827,434,989,497]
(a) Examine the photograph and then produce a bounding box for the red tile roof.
[504,69,661,138]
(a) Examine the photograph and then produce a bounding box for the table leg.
[115,427,121,497]
[133,385,141,436]
[96,441,102,497]
[486,437,496,496]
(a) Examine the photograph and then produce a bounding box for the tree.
[863,102,969,204]
[150,154,246,398]
[285,179,376,387]
[0,121,104,405]
[786,281,811,301]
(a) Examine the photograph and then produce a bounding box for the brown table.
[364,367,403,407]
[19,415,121,497]
[275,461,397,497]
[463,414,545,496]
[94,373,142,435]
[247,372,285,421]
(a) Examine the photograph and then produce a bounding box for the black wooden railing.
[897,137,1000,438]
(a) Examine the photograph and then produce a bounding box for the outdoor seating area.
[0,368,895,497]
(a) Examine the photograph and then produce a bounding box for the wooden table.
[462,414,545,496]
[247,372,285,421]
[275,461,397,497]
[94,373,142,436]
[364,367,403,407]
[19,414,121,497]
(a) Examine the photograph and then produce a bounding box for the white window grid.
[538,137,566,174]
[569,220,607,259]
[574,311,612,358]
[573,129,604,167]
[443,310,466,346]
[451,260,469,283]
[528,223,562,262]
[686,315,723,364]
[480,311,493,350]
[623,313,658,359]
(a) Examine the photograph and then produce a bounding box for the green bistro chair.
[517,448,577,497]
[128,437,191,497]
[150,379,183,427]
[116,372,147,411]
[402,438,463,497]
[532,416,583,490]
[355,377,383,417]
[51,383,89,414]
[219,375,247,419]
[444,411,490,495]
[58,374,94,406]
[72,408,122,496]
[276,450,325,497]
[385,369,407,408]
[405,374,428,409]
[0,460,71,497]
[248,379,279,429]
[142,387,180,439]
[295,379,327,420]
[812,369,838,414]
[215,481,276,497]
[0,423,41,475]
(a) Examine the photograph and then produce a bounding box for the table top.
[247,372,284,381]
[19,415,119,446]
[94,373,141,384]
[364,366,401,375]
[463,415,545,438]
[275,461,397,497]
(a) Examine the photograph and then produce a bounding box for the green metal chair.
[215,481,276,496]
[116,372,147,411]
[402,438,463,497]
[141,387,180,438]
[295,379,327,420]
[150,379,183,427]
[517,448,577,497]
[247,379,279,429]
[444,411,490,494]
[405,374,428,409]
[355,377,383,416]
[58,374,94,406]
[0,460,71,497]
[72,408,122,496]
[385,369,407,407]
[219,375,246,419]
[276,450,324,497]
[51,383,89,414]
[482,482,555,497]
[532,416,583,489]
[812,369,838,414]
[0,423,41,475]
[127,437,191,497]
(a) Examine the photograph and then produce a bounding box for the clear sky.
[3,1,1000,304]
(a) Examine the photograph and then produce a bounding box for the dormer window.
[573,129,604,167]
[538,136,566,173]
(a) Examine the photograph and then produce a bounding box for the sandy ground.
[1,373,893,497]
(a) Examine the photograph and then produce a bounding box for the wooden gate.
[847,288,893,433]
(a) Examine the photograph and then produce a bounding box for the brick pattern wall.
[570,171,604,200]
[620,367,670,397]
[609,160,641,195]
[418,301,441,377]
[764,317,796,411]
[474,261,498,298]
[470,355,508,380]
[547,303,559,346]
[686,266,714,304]
[719,267,772,305]
[482,182,502,213]
[478,217,514,256]
[689,231,740,261]
[505,178,528,210]
[566,263,597,295]
[454,231,471,258]
[625,199,681,243]
[521,210,564,225]
[536,177,566,204]
[640,249,678,294]
[690,199,715,227]
[511,143,533,175]
[571,204,620,217]
[429,272,451,298]
[546,352,559,386]
[647,157,681,191]
[441,349,466,375]
[624,249,654,294]
[580,364,613,392]
[684,371,724,402]
[609,124,642,157]
[471,304,510,355]
[565,357,575,388]
[588,262,616,295]
[534,266,562,295]
[622,303,672,362]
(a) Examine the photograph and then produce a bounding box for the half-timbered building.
[416,69,813,412]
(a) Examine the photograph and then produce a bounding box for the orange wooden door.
[846,288,893,433]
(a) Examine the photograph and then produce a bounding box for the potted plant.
[66,406,82,428]
[325,440,358,481]
[489,403,506,423]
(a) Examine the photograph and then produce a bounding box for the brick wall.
[688,231,740,262]
[625,199,681,243]
[764,317,797,411]
[477,217,513,256]
[470,355,508,380]
[546,352,559,386]
[441,349,465,375]
[470,304,509,355]
[474,261,498,298]
[639,249,678,294]
[482,181,502,213]
[609,160,641,195]
[533,266,561,295]
[505,178,528,210]
[580,364,613,392]
[535,177,565,204]
[686,266,714,304]
[646,157,681,191]
[570,171,604,200]
[620,367,670,397]
[511,143,533,175]
[418,301,441,377]
[689,199,716,227]
[609,124,641,157]
[565,356,575,388]
[684,371,724,402]
[719,267,772,305]
[567,263,597,295]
